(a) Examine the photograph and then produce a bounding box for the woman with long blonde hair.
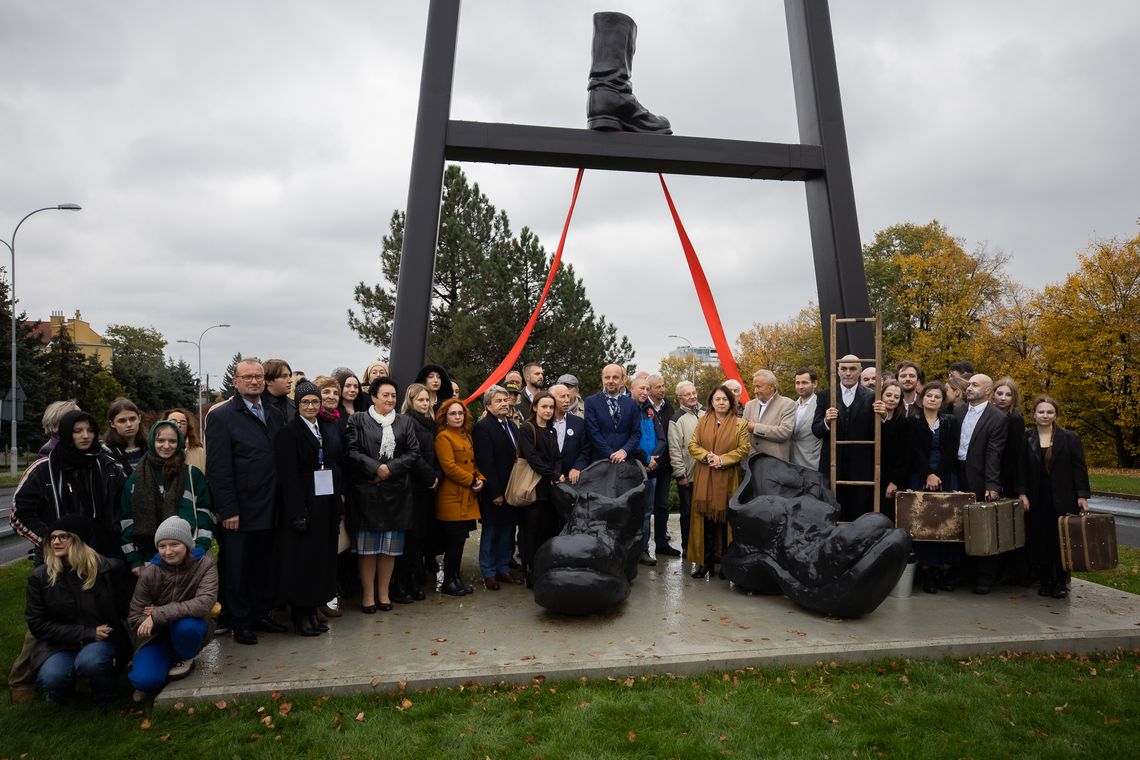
[25,515,131,705]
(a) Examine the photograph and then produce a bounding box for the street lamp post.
[177,323,230,434]
[4,204,82,476]
[668,334,696,385]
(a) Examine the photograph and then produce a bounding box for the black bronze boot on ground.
[586,12,672,134]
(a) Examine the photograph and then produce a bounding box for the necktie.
[607,397,620,425]
[501,419,516,447]
[251,402,265,423]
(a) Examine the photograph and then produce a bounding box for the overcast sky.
[2,1,1137,390]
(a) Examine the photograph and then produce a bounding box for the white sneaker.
[167,658,195,680]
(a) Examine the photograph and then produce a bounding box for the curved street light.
[668,333,696,384]
[177,323,230,432]
[5,204,82,476]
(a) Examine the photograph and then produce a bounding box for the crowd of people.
[7,352,1091,705]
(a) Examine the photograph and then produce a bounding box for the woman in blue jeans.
[127,516,218,700]
[24,515,131,705]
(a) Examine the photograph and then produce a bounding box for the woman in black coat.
[1024,395,1091,599]
[12,410,127,561]
[516,392,565,589]
[394,383,441,600]
[993,377,1031,584]
[873,380,908,522]
[25,515,131,705]
[345,377,421,612]
[413,363,455,413]
[904,381,962,593]
[274,382,343,635]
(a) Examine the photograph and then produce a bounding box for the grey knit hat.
[293,380,321,403]
[154,516,193,551]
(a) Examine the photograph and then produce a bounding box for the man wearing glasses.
[206,357,286,645]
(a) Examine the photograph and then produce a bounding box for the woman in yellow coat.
[687,384,750,579]
[433,399,484,596]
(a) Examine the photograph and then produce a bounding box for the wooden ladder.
[828,314,883,513]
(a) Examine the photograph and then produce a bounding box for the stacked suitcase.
[962,499,1026,557]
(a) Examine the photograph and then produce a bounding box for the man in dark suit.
[647,374,680,557]
[472,385,521,588]
[954,373,1009,594]
[584,363,641,464]
[812,354,875,521]
[550,383,591,483]
[206,356,286,645]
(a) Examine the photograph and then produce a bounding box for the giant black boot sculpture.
[587,12,672,134]
[721,454,912,618]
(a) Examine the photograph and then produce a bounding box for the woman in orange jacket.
[434,399,484,596]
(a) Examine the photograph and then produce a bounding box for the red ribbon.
[658,174,750,405]
[463,167,586,405]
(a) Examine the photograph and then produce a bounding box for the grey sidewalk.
[157,533,1140,704]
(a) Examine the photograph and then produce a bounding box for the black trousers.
[676,480,693,554]
[440,521,471,580]
[652,467,673,546]
[520,500,561,574]
[220,528,275,626]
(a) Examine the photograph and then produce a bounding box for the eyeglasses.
[48,533,73,544]
[298,399,321,406]
[236,374,265,382]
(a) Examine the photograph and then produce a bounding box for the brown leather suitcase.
[895,491,972,542]
[1059,513,1118,572]
[963,500,1025,556]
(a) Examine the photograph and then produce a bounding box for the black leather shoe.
[293,616,320,637]
[310,614,329,633]
[973,585,991,595]
[360,603,378,614]
[411,589,426,601]
[441,578,467,596]
[376,602,394,612]
[232,627,258,645]
[691,565,710,579]
[252,616,288,633]
[655,544,682,557]
[461,583,474,594]
[1052,586,1069,599]
[390,591,415,604]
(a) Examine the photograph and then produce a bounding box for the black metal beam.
[388,0,461,391]
[445,120,824,180]
[785,0,873,364]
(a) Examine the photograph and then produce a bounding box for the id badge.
[314,469,334,496]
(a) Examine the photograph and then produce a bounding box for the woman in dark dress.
[993,376,1031,584]
[345,377,421,613]
[905,381,962,593]
[1024,395,1091,599]
[516,391,565,589]
[873,379,907,521]
[274,381,343,635]
[393,383,441,600]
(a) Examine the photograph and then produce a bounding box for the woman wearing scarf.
[345,377,421,612]
[687,385,750,580]
[274,381,343,635]
[118,420,215,575]
[12,410,127,561]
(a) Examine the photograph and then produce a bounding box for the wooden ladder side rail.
[828,314,884,513]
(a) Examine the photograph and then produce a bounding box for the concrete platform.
[157,525,1140,704]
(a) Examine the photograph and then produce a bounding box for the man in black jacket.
[954,373,1008,594]
[812,354,875,522]
[206,357,286,644]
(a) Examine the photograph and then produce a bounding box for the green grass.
[1090,470,1140,497]
[1075,544,1140,595]
[2,558,1140,758]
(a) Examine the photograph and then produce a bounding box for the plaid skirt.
[355,529,405,556]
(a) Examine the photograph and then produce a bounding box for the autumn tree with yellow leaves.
[1035,234,1140,466]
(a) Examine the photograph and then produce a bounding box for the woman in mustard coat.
[434,399,484,596]
[687,385,750,579]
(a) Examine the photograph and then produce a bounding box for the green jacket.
[119,464,215,568]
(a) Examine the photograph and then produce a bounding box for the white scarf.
[368,407,398,460]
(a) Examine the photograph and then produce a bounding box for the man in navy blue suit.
[550,383,591,483]
[584,363,641,464]
[206,356,286,645]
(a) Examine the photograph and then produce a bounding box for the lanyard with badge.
[313,433,335,496]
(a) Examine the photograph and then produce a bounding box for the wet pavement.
[157,518,1140,705]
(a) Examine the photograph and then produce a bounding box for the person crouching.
[127,516,218,701]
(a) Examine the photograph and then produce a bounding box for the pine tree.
[350,165,634,395]
[221,352,243,400]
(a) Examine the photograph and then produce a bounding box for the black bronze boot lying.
[721,454,912,618]
[532,460,648,615]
